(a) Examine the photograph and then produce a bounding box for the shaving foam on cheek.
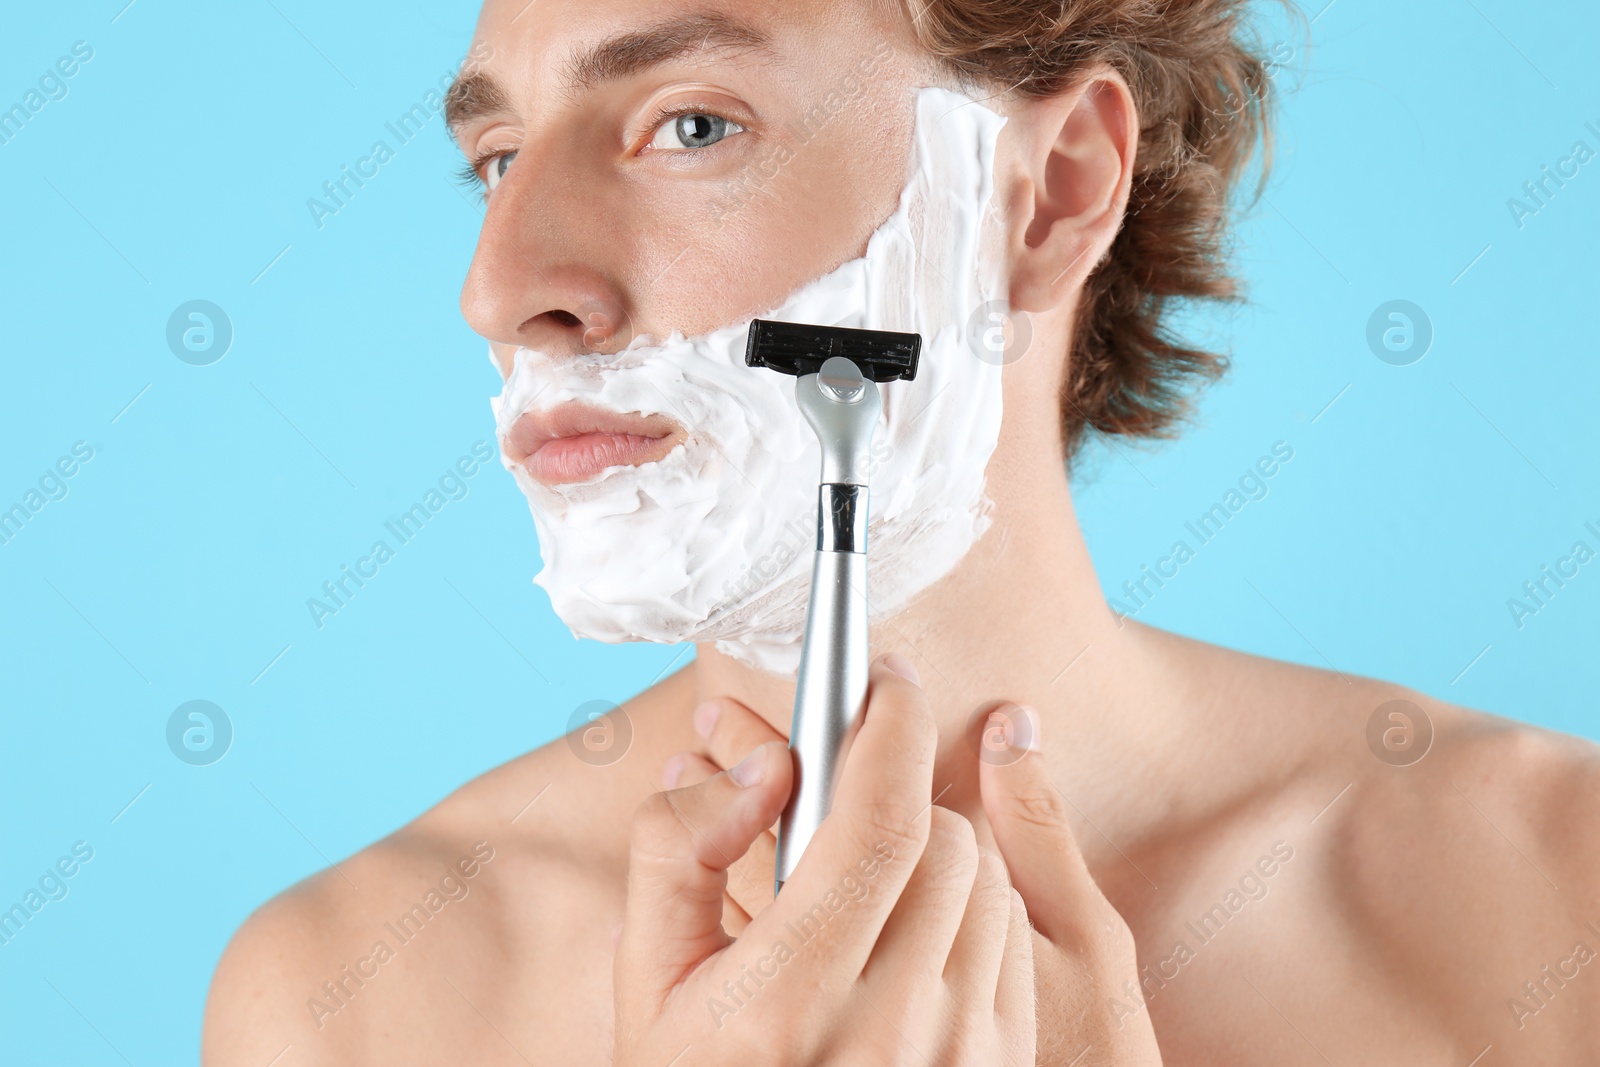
[491,86,1009,675]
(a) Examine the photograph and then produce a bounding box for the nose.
[459,172,630,364]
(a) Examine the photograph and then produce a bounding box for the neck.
[690,429,1184,838]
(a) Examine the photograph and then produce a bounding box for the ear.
[1004,66,1138,315]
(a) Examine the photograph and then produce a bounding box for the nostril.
[512,302,625,352]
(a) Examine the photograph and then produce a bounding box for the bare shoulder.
[1326,686,1600,1050]
[1170,631,1600,1054]
[203,673,688,1066]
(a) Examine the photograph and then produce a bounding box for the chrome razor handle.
[774,356,881,893]
[775,487,870,890]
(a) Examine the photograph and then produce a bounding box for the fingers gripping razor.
[744,319,922,894]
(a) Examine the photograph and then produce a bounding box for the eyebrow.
[444,12,775,138]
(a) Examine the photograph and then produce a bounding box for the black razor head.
[745,319,920,383]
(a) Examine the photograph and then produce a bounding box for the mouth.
[505,402,685,486]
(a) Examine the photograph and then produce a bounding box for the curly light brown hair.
[904,0,1281,458]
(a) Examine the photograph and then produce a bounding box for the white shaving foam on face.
[491,86,1009,675]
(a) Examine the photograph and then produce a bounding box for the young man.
[205,1,1600,1063]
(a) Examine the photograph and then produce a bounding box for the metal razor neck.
[795,358,882,487]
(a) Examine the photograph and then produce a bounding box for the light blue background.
[2,0,1596,1061]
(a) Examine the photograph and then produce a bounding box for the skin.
[203,0,1600,1063]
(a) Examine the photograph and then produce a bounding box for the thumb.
[977,704,1107,951]
[615,740,792,1015]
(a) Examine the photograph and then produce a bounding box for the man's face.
[452,0,936,379]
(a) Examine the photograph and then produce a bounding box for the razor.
[744,318,922,894]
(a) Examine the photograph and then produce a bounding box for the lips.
[505,401,684,486]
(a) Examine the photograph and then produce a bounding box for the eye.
[648,112,745,152]
[483,150,517,191]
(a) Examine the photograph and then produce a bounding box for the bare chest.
[1110,840,1457,1066]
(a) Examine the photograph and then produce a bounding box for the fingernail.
[990,705,1042,753]
[662,752,686,789]
[729,745,767,787]
[693,700,720,741]
[1015,705,1042,752]
[881,652,921,686]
